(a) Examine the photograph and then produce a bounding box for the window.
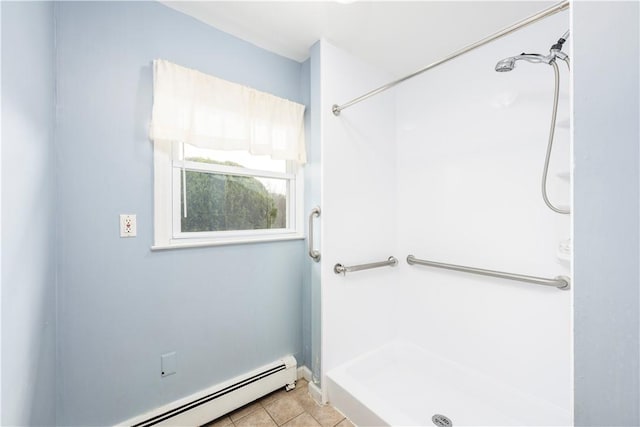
[150,60,306,249]
[152,142,303,248]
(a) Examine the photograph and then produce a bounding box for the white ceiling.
[162,1,556,77]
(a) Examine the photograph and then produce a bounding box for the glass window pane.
[183,144,287,173]
[181,170,288,232]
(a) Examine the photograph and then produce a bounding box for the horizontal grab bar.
[406,255,570,290]
[334,256,398,275]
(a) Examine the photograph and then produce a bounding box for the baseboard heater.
[120,356,297,427]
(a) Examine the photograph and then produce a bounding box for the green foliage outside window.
[181,158,286,232]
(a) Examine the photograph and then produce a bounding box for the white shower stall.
[310,8,572,427]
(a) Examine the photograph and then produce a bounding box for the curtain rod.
[331,0,570,116]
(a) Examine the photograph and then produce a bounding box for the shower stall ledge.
[326,341,570,426]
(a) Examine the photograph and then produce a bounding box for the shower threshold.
[326,341,570,426]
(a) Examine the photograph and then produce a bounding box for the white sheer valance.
[150,59,306,164]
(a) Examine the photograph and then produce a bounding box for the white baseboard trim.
[308,379,324,405]
[295,366,323,405]
[297,366,312,382]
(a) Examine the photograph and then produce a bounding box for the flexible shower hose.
[541,60,570,214]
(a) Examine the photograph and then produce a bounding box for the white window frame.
[152,140,304,250]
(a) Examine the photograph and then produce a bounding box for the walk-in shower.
[495,31,571,214]
[317,1,572,425]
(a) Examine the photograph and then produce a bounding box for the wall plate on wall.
[161,352,176,377]
[120,214,137,237]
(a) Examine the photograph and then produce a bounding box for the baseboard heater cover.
[120,355,297,427]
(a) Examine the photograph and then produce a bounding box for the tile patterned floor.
[203,379,354,427]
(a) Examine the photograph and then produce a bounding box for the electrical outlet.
[120,214,137,237]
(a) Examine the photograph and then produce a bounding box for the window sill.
[151,233,305,251]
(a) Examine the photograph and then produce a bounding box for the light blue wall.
[300,58,312,370]
[308,42,322,385]
[573,1,640,425]
[55,2,308,425]
[1,2,57,425]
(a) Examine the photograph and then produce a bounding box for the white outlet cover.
[161,352,176,377]
[120,214,137,237]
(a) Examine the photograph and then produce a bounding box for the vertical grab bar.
[308,207,321,262]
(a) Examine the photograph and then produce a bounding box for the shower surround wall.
[395,10,571,420]
[317,40,398,392]
[319,11,571,425]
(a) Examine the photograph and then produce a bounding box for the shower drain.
[432,414,453,427]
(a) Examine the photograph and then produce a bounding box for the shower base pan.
[326,341,570,426]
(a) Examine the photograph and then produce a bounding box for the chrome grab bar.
[406,255,570,290]
[334,256,398,275]
[308,207,321,262]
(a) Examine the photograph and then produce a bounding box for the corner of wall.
[1,1,58,425]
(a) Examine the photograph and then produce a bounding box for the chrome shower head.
[495,30,570,73]
[495,57,516,72]
[495,53,551,72]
